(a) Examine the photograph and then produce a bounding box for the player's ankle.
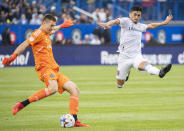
[72,114,78,121]
[21,99,30,107]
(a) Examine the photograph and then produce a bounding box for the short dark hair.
[131,5,142,12]
[43,14,56,22]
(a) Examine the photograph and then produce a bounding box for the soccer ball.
[60,114,75,128]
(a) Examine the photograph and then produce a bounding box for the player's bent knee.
[76,87,80,94]
[48,86,58,94]
[63,81,79,96]
[76,88,80,96]
[71,83,80,96]
[69,82,79,95]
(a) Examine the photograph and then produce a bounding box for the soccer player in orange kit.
[2,14,89,128]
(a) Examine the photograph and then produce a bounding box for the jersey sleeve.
[117,17,128,27]
[139,23,148,32]
[26,30,43,46]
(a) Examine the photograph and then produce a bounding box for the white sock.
[144,64,160,75]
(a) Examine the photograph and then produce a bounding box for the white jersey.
[117,17,147,58]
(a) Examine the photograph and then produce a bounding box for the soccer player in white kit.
[98,5,173,88]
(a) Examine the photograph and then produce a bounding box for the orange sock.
[28,88,50,103]
[69,95,79,115]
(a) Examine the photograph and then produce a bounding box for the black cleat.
[125,71,130,81]
[159,64,172,78]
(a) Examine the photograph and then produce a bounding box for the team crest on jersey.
[29,36,35,41]
[50,74,55,77]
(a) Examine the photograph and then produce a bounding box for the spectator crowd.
[0,0,113,25]
[0,0,113,45]
[0,0,46,25]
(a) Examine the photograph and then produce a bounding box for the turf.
[0,65,184,131]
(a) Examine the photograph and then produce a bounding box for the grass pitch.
[0,65,184,131]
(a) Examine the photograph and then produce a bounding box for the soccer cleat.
[74,120,90,128]
[159,64,172,78]
[12,102,24,115]
[125,71,130,81]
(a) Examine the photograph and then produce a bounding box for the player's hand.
[2,54,18,66]
[98,23,110,29]
[60,20,74,28]
[163,15,173,25]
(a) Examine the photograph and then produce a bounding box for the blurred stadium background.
[0,0,184,130]
[0,0,184,65]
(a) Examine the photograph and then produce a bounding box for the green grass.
[0,65,184,131]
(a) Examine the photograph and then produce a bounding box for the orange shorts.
[37,68,69,94]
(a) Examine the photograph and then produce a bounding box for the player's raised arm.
[147,15,173,29]
[2,41,30,66]
[98,19,120,29]
[51,20,74,34]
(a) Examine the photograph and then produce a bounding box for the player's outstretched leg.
[159,64,172,78]
[63,81,90,128]
[12,80,58,115]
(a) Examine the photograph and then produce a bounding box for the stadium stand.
[0,0,184,45]
[1,0,184,25]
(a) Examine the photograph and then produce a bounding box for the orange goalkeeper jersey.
[26,28,59,71]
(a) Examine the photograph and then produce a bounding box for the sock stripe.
[28,88,51,103]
